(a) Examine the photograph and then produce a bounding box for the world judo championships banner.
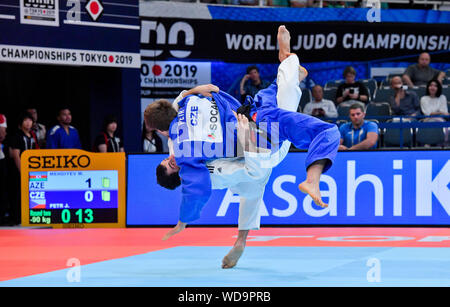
[126,151,450,226]
[140,18,450,63]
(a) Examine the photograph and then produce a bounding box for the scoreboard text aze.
[21,150,126,228]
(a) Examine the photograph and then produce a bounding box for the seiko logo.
[140,20,194,58]
[28,155,91,169]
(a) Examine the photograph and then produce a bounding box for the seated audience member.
[420,79,449,122]
[339,103,379,150]
[402,52,446,87]
[142,120,165,153]
[267,0,290,6]
[290,0,314,7]
[47,107,82,149]
[303,85,338,118]
[240,65,271,102]
[335,66,369,107]
[389,76,421,117]
[8,112,39,226]
[26,106,46,149]
[94,115,124,153]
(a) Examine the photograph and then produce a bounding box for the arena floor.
[1,227,449,287]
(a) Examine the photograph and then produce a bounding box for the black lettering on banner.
[27,155,92,169]
[28,156,41,169]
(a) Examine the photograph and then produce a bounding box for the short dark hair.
[102,115,118,131]
[156,164,181,190]
[18,111,34,125]
[349,103,365,113]
[246,65,259,74]
[343,66,356,77]
[57,106,71,117]
[426,79,442,97]
[144,99,177,132]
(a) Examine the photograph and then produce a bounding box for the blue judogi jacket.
[169,91,241,223]
[46,125,82,149]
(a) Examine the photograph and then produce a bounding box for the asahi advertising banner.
[127,151,450,226]
[140,18,450,63]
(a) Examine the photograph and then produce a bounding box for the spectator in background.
[389,76,421,117]
[240,65,271,103]
[47,107,82,149]
[402,52,446,87]
[267,0,290,6]
[9,112,39,172]
[339,103,379,150]
[335,66,369,108]
[142,120,165,153]
[0,113,8,225]
[94,115,124,153]
[0,113,6,160]
[303,85,338,118]
[25,106,46,149]
[290,0,314,7]
[8,112,39,225]
[420,79,449,121]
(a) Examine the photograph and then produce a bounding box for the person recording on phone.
[388,76,421,117]
[335,66,369,108]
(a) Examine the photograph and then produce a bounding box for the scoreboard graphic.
[21,150,126,228]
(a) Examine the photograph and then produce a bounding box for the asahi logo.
[140,20,194,58]
[28,155,91,169]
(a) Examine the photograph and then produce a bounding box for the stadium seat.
[324,80,343,89]
[442,78,450,86]
[337,105,351,117]
[323,88,337,103]
[359,79,377,101]
[298,88,312,112]
[374,87,394,103]
[383,127,413,148]
[442,86,450,102]
[365,102,391,122]
[415,128,446,147]
[409,87,426,99]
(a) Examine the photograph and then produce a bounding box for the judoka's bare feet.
[298,159,328,208]
[222,243,245,269]
[298,181,328,208]
[277,25,292,63]
[222,230,248,269]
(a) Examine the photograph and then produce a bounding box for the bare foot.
[277,25,292,63]
[222,244,245,269]
[298,181,328,208]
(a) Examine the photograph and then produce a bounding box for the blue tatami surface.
[1,246,450,287]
